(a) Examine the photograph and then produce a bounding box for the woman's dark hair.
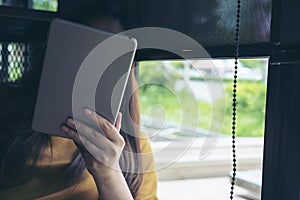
[0,0,142,197]
[0,45,50,187]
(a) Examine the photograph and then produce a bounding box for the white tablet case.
[32,19,137,136]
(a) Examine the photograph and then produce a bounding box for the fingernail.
[84,108,92,115]
[61,125,68,132]
[67,118,75,126]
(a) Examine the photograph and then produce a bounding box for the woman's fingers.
[60,110,126,172]
[61,124,83,146]
[83,109,124,145]
[75,135,121,168]
[65,118,112,150]
[61,108,125,162]
[61,121,122,168]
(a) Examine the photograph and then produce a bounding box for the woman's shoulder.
[135,132,159,200]
[138,132,154,153]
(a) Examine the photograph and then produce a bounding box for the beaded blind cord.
[230,0,241,199]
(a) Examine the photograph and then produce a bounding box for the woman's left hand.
[61,109,124,178]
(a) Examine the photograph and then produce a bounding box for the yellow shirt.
[0,136,158,200]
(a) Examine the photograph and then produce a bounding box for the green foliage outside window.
[32,0,57,12]
[216,81,266,137]
[138,60,267,137]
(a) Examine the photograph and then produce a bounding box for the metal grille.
[0,42,32,84]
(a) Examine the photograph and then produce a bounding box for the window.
[32,0,57,12]
[138,58,268,199]
[0,0,58,12]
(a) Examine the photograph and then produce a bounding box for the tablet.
[32,19,137,137]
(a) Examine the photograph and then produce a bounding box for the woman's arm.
[61,109,134,200]
[92,169,134,200]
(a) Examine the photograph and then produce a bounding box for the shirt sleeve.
[135,135,159,200]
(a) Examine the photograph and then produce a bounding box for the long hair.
[0,1,142,197]
[0,46,51,187]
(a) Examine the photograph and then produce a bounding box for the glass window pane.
[0,0,58,12]
[138,58,268,199]
[32,0,58,12]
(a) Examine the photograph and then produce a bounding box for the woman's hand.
[61,109,134,200]
[61,109,124,177]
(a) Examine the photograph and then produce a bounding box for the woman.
[0,1,158,199]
